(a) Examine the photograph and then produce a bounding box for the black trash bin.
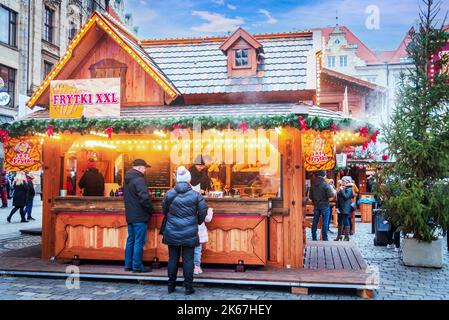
[373,209,390,246]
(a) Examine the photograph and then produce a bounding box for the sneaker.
[168,285,176,294]
[194,266,203,275]
[185,288,195,295]
[28,217,36,221]
[394,247,400,252]
[20,220,29,223]
[132,267,152,273]
[386,244,394,249]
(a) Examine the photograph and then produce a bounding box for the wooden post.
[41,141,62,260]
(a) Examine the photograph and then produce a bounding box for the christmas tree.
[381,0,449,242]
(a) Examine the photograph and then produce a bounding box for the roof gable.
[27,11,179,108]
[317,26,380,65]
[219,27,263,52]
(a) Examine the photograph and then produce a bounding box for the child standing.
[194,208,213,275]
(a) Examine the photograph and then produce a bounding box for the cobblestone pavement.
[0,199,43,241]
[0,221,448,300]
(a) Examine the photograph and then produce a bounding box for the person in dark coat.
[309,170,335,241]
[162,166,208,295]
[335,176,354,241]
[24,173,36,220]
[189,155,212,193]
[123,159,153,273]
[78,159,105,196]
[7,172,29,223]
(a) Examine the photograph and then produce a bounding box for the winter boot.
[344,227,350,241]
[334,226,343,241]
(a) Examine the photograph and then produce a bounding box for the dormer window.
[220,27,263,77]
[235,49,249,67]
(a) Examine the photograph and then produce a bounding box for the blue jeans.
[312,206,331,241]
[24,200,33,219]
[125,222,148,271]
[194,244,202,267]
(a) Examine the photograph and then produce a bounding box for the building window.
[0,64,16,108]
[44,6,54,43]
[367,76,377,83]
[69,22,77,40]
[87,0,99,13]
[327,56,336,68]
[0,5,17,47]
[43,61,54,79]
[235,49,249,67]
[340,56,348,67]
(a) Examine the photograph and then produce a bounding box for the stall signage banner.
[3,138,42,172]
[336,153,347,168]
[50,78,120,118]
[303,130,335,171]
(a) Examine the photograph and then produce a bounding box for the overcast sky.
[125,0,449,51]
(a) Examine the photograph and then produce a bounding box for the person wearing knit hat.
[176,166,192,183]
[78,159,105,196]
[161,165,208,295]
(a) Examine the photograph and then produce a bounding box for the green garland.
[0,114,375,138]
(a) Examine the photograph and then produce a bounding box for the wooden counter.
[51,196,270,265]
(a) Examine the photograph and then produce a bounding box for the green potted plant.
[381,0,449,268]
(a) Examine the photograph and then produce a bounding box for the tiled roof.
[22,104,344,120]
[143,35,314,95]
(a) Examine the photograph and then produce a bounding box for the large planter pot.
[403,238,443,268]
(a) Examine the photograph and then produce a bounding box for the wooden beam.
[291,287,308,295]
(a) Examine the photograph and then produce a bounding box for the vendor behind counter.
[78,159,105,196]
[189,155,212,193]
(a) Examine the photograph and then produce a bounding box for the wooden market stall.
[0,10,379,287]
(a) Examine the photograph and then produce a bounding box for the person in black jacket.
[7,172,29,223]
[335,177,354,241]
[309,170,335,241]
[24,173,36,220]
[189,155,212,193]
[162,166,208,295]
[78,159,105,196]
[123,159,153,273]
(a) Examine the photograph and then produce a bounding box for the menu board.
[123,152,171,188]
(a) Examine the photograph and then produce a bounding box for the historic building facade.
[317,26,413,125]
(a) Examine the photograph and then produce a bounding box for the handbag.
[159,193,179,235]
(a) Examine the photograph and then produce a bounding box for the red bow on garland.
[339,170,344,176]
[46,125,54,137]
[298,116,308,131]
[359,126,369,137]
[331,123,338,135]
[105,127,113,139]
[370,130,380,144]
[0,130,8,143]
[173,124,181,138]
[239,122,248,133]
[362,141,369,150]
[382,154,389,161]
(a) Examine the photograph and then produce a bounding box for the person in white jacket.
[194,207,213,275]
